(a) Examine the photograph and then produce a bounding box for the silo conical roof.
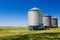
[52,17,57,18]
[30,7,40,11]
[44,14,51,17]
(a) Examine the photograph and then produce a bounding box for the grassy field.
[0,26,60,40]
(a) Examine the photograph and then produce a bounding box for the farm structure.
[43,14,52,28]
[28,7,43,30]
[28,7,58,30]
[52,17,58,28]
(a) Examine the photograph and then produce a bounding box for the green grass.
[0,27,60,40]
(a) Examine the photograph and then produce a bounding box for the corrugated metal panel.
[28,10,39,26]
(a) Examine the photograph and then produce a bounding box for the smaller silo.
[43,14,52,28]
[52,17,58,28]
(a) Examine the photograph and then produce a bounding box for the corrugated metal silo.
[28,7,43,30]
[43,14,52,28]
[52,17,58,28]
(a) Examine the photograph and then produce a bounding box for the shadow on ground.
[0,32,60,40]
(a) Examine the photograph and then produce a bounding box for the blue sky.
[0,0,60,26]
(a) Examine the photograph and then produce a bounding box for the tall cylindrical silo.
[28,7,43,30]
[43,14,52,28]
[52,17,58,28]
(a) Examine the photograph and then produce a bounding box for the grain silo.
[28,7,43,30]
[43,14,52,28]
[52,17,58,28]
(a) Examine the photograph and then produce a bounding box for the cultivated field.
[0,26,60,40]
